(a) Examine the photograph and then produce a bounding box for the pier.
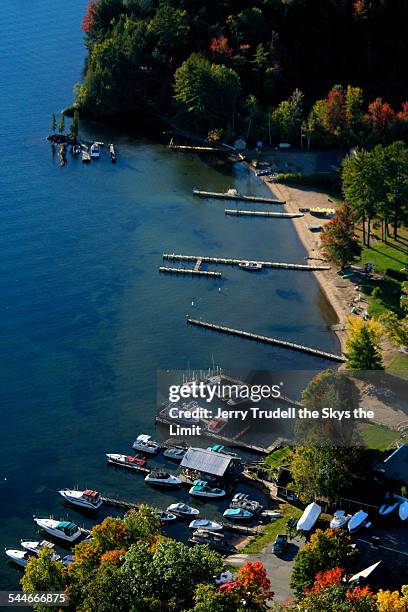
[169,144,229,154]
[163,253,330,272]
[193,189,285,205]
[187,319,346,362]
[101,496,139,511]
[159,266,221,278]
[225,209,303,218]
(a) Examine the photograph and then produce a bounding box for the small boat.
[33,518,82,543]
[81,147,90,163]
[207,445,241,460]
[132,434,160,454]
[238,261,262,271]
[189,529,232,552]
[330,510,351,529]
[72,144,81,156]
[399,500,408,521]
[58,489,103,510]
[155,510,177,524]
[189,519,223,531]
[348,510,369,533]
[144,471,181,487]
[90,143,101,159]
[297,502,321,532]
[223,508,253,521]
[230,493,263,513]
[106,453,147,470]
[163,446,187,462]
[189,480,225,499]
[167,502,199,518]
[109,143,116,163]
[21,540,55,555]
[379,501,400,517]
[261,510,283,520]
[5,549,35,567]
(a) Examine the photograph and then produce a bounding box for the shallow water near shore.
[0,0,339,589]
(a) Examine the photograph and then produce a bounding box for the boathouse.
[180,447,241,480]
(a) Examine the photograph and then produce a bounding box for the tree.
[70,110,79,139]
[232,561,274,610]
[380,311,408,348]
[21,549,67,612]
[149,4,189,54]
[51,112,56,133]
[321,203,361,267]
[297,567,376,610]
[345,316,383,370]
[376,589,408,612]
[58,111,65,134]
[366,97,395,135]
[192,584,237,612]
[290,529,358,598]
[382,141,408,239]
[271,89,304,143]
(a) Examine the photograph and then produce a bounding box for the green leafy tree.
[380,311,408,347]
[149,4,189,54]
[271,89,304,143]
[345,316,383,370]
[58,111,65,134]
[290,529,358,599]
[21,549,67,612]
[321,203,361,267]
[291,445,352,501]
[70,110,79,138]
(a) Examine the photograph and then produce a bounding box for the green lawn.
[241,503,303,554]
[358,422,400,451]
[386,352,408,380]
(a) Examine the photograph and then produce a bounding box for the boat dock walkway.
[101,496,139,510]
[225,209,303,218]
[187,318,346,363]
[169,144,229,154]
[159,266,221,278]
[163,253,330,272]
[193,189,285,205]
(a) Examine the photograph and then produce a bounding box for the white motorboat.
[106,453,147,470]
[399,500,408,521]
[167,502,199,518]
[90,143,101,158]
[189,519,223,531]
[189,480,225,499]
[261,510,283,520]
[379,501,400,517]
[297,502,321,532]
[58,489,103,510]
[163,446,187,462]
[238,261,262,271]
[21,540,55,555]
[144,471,181,487]
[34,518,82,543]
[132,434,160,454]
[155,510,177,524]
[230,493,263,513]
[330,510,351,529]
[5,549,34,567]
[348,510,369,533]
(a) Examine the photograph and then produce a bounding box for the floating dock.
[169,144,229,154]
[193,189,285,205]
[187,318,345,362]
[101,496,139,511]
[159,266,221,278]
[163,253,330,272]
[225,209,303,218]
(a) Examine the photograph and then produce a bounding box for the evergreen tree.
[51,112,56,132]
[58,112,65,134]
[70,110,79,139]
[345,317,383,370]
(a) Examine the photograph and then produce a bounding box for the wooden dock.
[187,319,345,362]
[163,253,330,272]
[159,266,221,278]
[193,189,285,204]
[225,209,303,218]
[169,144,228,154]
[101,496,139,511]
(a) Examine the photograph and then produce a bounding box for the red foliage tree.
[309,567,343,593]
[82,1,97,33]
[210,35,233,57]
[367,98,395,132]
[397,102,408,121]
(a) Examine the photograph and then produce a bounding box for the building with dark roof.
[374,444,408,486]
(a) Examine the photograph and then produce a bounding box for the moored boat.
[5,549,34,567]
[189,519,223,531]
[163,446,187,462]
[106,453,147,470]
[330,510,351,529]
[167,502,199,518]
[261,510,283,520]
[109,143,116,163]
[223,508,253,521]
[33,518,82,543]
[207,445,241,460]
[144,471,181,487]
[21,540,55,555]
[189,529,233,552]
[399,500,408,521]
[72,144,81,156]
[58,489,103,510]
[155,510,177,524]
[81,147,90,163]
[238,261,262,271]
[379,501,400,517]
[132,434,160,454]
[230,493,263,513]
[90,143,101,158]
[348,510,369,533]
[189,480,225,499]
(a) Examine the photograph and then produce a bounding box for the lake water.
[0,0,339,590]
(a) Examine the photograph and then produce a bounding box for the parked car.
[272,534,288,555]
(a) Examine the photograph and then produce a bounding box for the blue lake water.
[0,0,339,590]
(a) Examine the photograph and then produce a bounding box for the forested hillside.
[75,0,408,144]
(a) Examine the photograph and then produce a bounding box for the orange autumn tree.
[233,561,274,610]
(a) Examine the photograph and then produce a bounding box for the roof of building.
[180,447,232,476]
[377,444,408,485]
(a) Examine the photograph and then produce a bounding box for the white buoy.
[218,287,221,293]
[191,301,195,307]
